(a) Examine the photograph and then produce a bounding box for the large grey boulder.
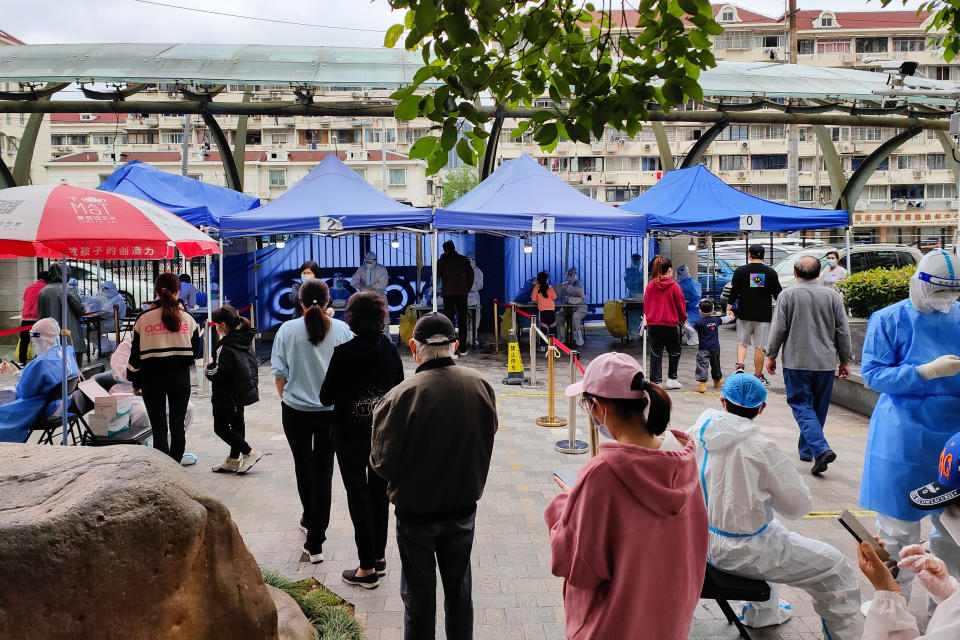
[0,444,279,640]
[267,586,316,640]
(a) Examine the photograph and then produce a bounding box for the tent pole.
[769,232,773,266]
[60,253,69,445]
[431,227,438,313]
[711,237,716,298]
[205,246,212,365]
[642,234,649,374]
[218,239,224,308]
[845,227,852,274]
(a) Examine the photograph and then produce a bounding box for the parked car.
[719,243,922,309]
[697,254,739,295]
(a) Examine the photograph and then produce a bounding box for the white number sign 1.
[532,216,555,233]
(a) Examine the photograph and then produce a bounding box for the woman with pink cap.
[544,352,708,639]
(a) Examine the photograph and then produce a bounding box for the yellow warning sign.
[507,339,523,373]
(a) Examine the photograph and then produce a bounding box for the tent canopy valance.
[619,164,848,233]
[217,154,433,237]
[433,154,646,237]
[97,160,261,229]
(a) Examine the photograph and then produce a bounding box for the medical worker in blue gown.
[0,318,79,443]
[676,264,702,345]
[623,253,644,339]
[860,249,960,599]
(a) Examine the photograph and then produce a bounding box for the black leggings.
[647,324,682,383]
[141,366,191,462]
[213,404,252,459]
[281,403,335,549]
[337,433,389,570]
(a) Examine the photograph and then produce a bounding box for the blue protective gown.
[860,299,960,521]
[0,345,79,443]
[678,277,703,326]
[623,266,644,298]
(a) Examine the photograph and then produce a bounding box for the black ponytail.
[154,272,183,333]
[299,279,331,346]
[211,304,251,331]
[536,271,549,298]
[635,374,672,436]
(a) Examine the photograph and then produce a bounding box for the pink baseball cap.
[565,352,648,399]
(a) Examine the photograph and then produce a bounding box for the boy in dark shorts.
[694,299,734,393]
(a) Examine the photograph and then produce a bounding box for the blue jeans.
[396,513,475,640]
[783,368,835,459]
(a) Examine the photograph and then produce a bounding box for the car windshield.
[774,250,831,275]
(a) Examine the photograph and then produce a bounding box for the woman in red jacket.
[644,256,687,389]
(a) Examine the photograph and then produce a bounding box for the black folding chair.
[700,563,771,640]
[29,376,86,445]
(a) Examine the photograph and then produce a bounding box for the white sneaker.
[181,453,198,466]
[302,546,324,564]
[574,330,584,346]
[211,457,240,473]
[236,449,263,475]
[663,379,682,390]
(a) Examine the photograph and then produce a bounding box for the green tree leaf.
[395,94,422,121]
[409,135,439,159]
[384,23,405,48]
[456,137,476,165]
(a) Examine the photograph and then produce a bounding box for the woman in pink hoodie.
[545,352,708,640]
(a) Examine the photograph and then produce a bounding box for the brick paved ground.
[168,322,933,639]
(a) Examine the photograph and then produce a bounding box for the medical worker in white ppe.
[555,267,587,346]
[351,251,389,301]
[860,249,960,598]
[687,374,862,640]
[466,252,483,348]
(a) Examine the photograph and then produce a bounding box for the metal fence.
[37,253,209,316]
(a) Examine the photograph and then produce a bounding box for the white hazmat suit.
[556,267,587,346]
[351,250,389,301]
[466,253,483,346]
[688,407,862,639]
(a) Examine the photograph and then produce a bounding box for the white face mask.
[940,504,960,543]
[590,402,612,440]
[927,291,958,313]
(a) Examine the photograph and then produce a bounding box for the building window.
[332,130,360,145]
[863,184,888,200]
[604,156,637,172]
[574,157,604,172]
[852,127,883,142]
[127,132,156,145]
[302,130,324,144]
[245,131,262,145]
[718,155,747,171]
[896,155,918,170]
[605,186,641,202]
[753,184,787,201]
[50,134,91,146]
[641,157,662,171]
[720,9,735,22]
[268,170,286,187]
[751,154,787,170]
[270,134,288,145]
[818,13,835,28]
[576,186,598,199]
[829,127,848,142]
[718,124,749,141]
[92,134,126,145]
[927,183,958,199]
[750,125,784,140]
[388,168,406,186]
[817,39,850,54]
[852,156,889,171]
[891,184,924,199]
[364,128,397,144]
[799,157,814,171]
[893,36,926,52]
[715,31,752,50]
[754,34,785,49]
[161,133,184,144]
[928,154,947,170]
[799,186,814,201]
[798,39,814,55]
[353,167,366,179]
[856,37,888,53]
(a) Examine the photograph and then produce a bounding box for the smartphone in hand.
[838,509,891,562]
[553,469,577,490]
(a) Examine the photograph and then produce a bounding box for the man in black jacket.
[726,244,782,384]
[435,241,475,356]
[371,313,497,640]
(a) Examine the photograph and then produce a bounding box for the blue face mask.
[825,258,837,267]
[632,260,641,268]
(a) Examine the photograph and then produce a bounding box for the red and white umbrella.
[0,184,220,259]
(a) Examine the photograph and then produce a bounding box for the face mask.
[469,260,476,268]
[826,258,837,267]
[366,261,375,267]
[589,402,612,440]
[300,273,314,281]
[940,504,960,544]
[632,260,641,267]
[928,292,958,313]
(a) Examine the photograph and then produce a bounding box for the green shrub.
[834,265,915,318]
[261,567,364,640]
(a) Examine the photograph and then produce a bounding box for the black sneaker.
[735,363,745,373]
[799,455,813,463]
[811,450,837,476]
[375,559,387,576]
[342,568,380,589]
[756,374,770,386]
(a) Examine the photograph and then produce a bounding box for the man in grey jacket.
[371,312,497,640]
[765,255,852,476]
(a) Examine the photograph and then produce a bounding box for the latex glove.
[917,354,960,380]
[898,545,960,603]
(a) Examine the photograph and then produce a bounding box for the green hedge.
[834,265,915,318]
[261,567,364,640]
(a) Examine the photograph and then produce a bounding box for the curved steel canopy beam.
[837,126,923,211]
[0,82,69,101]
[0,155,15,189]
[703,99,767,112]
[180,84,226,102]
[481,105,506,180]
[198,106,242,192]
[679,118,729,168]
[80,83,148,101]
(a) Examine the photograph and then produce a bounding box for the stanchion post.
[536,338,567,427]
[527,322,538,388]
[113,304,120,346]
[249,302,256,350]
[510,302,517,333]
[589,421,599,457]
[493,298,500,354]
[555,350,588,454]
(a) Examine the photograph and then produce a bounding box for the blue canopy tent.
[218,154,432,236]
[434,153,646,237]
[97,160,260,228]
[618,164,849,233]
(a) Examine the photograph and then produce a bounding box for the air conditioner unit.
[841,54,854,63]
[557,142,568,153]
[604,173,615,183]
[606,143,617,152]
[643,143,652,151]
[740,141,749,149]
[591,142,602,152]
[737,171,747,180]
[913,169,924,179]
[843,170,852,178]
[283,119,296,127]
[347,150,368,161]
[841,144,852,153]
